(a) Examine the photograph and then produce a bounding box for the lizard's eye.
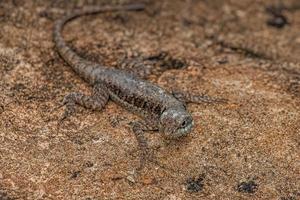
[181,120,187,128]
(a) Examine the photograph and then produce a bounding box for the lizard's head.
[159,107,194,139]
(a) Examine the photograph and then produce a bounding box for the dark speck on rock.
[182,18,193,27]
[71,137,85,145]
[11,83,26,92]
[84,161,94,168]
[267,14,288,28]
[237,180,258,193]
[185,176,204,193]
[265,4,289,28]
[217,57,228,64]
[70,171,81,179]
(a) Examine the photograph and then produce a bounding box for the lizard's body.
[53,3,224,169]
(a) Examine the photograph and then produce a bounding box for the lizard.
[53,3,226,170]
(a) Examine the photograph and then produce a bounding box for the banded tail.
[53,3,145,82]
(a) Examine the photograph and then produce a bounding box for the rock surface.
[0,0,299,199]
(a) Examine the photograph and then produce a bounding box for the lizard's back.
[96,67,182,116]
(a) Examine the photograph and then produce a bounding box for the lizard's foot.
[59,92,80,122]
[172,90,228,104]
[59,84,109,123]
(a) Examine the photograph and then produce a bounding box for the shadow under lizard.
[53,3,225,170]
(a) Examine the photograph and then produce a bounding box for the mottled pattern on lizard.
[53,3,225,169]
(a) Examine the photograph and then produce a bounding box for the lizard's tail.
[53,3,145,82]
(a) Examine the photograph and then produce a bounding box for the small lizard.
[53,3,225,169]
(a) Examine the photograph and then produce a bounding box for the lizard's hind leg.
[60,83,109,121]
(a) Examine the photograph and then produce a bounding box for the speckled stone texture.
[0,0,299,199]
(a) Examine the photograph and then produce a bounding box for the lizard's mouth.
[164,119,194,139]
[176,120,194,137]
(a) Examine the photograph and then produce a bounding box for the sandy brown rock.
[0,0,299,199]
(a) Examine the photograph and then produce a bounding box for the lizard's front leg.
[60,83,109,121]
[130,119,159,171]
